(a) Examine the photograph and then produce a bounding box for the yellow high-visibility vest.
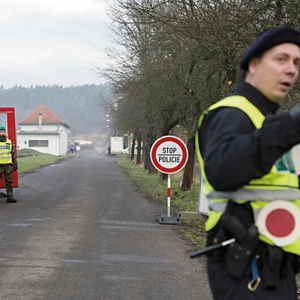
[196,95,300,255]
[0,139,12,164]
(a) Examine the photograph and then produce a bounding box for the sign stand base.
[156,214,181,225]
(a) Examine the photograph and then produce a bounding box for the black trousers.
[207,255,297,300]
[0,164,13,197]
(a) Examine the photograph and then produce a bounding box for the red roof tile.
[19,104,69,128]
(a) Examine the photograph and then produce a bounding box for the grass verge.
[18,149,66,174]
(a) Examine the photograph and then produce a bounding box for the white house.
[18,104,70,156]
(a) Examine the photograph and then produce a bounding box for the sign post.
[150,135,188,224]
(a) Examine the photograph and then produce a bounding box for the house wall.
[59,129,68,155]
[19,124,60,131]
[18,134,60,155]
[18,124,69,156]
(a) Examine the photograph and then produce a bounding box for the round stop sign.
[257,200,300,246]
[150,136,188,174]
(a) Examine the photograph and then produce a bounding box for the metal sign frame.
[0,107,18,188]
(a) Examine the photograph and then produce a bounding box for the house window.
[29,140,49,147]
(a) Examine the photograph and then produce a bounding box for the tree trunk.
[130,136,136,161]
[160,173,168,180]
[136,135,142,165]
[144,133,156,173]
[181,136,196,191]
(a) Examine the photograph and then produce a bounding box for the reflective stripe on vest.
[207,188,300,202]
[0,139,12,164]
[196,95,300,255]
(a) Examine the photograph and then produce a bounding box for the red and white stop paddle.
[257,200,300,246]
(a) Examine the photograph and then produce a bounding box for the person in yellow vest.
[196,27,300,299]
[0,126,17,203]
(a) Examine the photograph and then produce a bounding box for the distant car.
[121,146,142,155]
[74,142,81,152]
[121,147,129,154]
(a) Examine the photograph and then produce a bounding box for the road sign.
[257,200,300,246]
[151,136,188,224]
[150,135,188,174]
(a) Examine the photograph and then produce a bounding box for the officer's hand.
[13,163,18,171]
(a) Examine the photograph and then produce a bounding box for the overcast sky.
[0,0,115,88]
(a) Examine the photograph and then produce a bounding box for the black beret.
[240,26,300,71]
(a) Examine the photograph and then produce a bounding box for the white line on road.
[101,225,164,232]
[7,223,33,227]
[96,219,160,227]
[100,254,173,264]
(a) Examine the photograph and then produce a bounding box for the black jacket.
[199,80,300,191]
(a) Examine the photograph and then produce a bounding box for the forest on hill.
[0,84,112,135]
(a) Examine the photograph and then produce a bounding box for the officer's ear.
[248,57,261,75]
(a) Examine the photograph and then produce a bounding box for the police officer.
[196,27,300,299]
[0,126,17,203]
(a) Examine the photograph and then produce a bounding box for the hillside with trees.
[0,84,112,135]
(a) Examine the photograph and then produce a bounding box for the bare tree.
[103,0,300,188]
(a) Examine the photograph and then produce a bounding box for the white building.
[18,104,70,156]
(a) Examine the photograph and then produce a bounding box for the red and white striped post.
[167,174,171,216]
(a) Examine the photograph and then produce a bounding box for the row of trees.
[104,0,300,189]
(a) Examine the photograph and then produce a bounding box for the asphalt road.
[0,151,212,300]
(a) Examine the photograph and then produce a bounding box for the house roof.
[18,104,70,128]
